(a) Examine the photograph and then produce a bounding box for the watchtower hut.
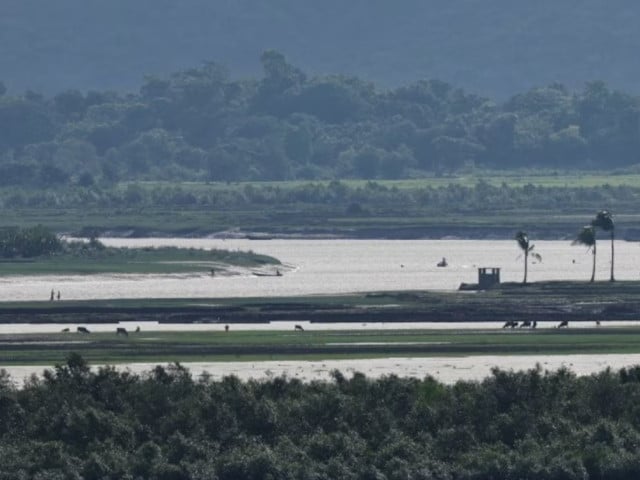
[478,267,501,289]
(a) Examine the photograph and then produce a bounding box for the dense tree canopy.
[1,57,639,187]
[4,357,640,478]
[0,225,62,258]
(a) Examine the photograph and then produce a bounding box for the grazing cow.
[116,327,128,336]
[61,328,70,332]
[520,320,532,328]
[502,320,518,329]
[294,324,304,332]
[135,326,141,333]
[557,320,569,328]
[77,326,90,334]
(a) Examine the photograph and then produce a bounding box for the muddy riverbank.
[1,280,640,325]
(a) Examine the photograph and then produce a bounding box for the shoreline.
[6,353,640,386]
[0,280,639,323]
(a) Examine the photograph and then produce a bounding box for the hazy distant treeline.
[1,52,639,186]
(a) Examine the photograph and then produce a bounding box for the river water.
[1,238,639,382]
[0,238,635,302]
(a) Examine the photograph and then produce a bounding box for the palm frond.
[572,226,596,248]
[592,210,614,231]
[515,231,529,251]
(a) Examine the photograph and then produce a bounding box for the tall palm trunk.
[590,241,596,283]
[523,250,528,284]
[610,229,615,282]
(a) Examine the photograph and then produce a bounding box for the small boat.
[253,269,283,277]
[437,257,448,267]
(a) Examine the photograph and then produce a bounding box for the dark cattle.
[502,320,518,328]
[224,325,229,332]
[294,324,304,332]
[557,320,569,328]
[532,321,537,329]
[77,326,90,334]
[135,326,141,333]
[116,327,128,336]
[61,328,70,333]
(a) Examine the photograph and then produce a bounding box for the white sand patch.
[6,354,640,386]
[325,342,449,346]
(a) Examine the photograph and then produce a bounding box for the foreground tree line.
[2,354,640,479]
[1,51,640,186]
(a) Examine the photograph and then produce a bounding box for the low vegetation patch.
[2,326,640,364]
[0,226,279,275]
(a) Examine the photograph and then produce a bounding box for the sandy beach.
[7,353,640,386]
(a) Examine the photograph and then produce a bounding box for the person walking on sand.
[50,289,55,301]
[57,291,61,301]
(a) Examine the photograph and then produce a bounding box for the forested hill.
[3,0,640,97]
[1,56,639,186]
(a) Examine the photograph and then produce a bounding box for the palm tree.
[515,231,541,284]
[591,210,614,282]
[572,225,596,282]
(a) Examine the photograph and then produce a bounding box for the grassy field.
[0,246,279,275]
[129,171,640,190]
[2,171,640,239]
[1,326,640,365]
[1,281,640,365]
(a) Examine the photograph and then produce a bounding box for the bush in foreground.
[1,355,640,478]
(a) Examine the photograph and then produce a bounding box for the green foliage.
[592,210,614,232]
[0,225,61,258]
[0,226,278,273]
[2,54,640,186]
[515,231,541,283]
[6,357,640,477]
[573,226,596,249]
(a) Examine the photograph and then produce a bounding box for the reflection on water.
[0,238,636,301]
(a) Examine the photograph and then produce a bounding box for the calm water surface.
[0,238,636,302]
